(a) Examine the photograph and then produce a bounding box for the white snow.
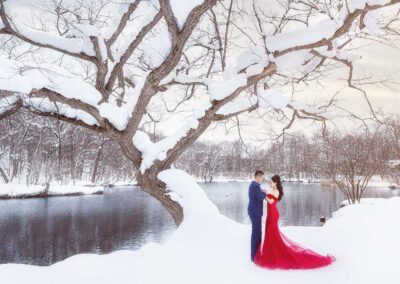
[225,46,269,78]
[0,183,103,198]
[208,73,247,101]
[366,175,397,187]
[0,95,19,115]
[0,169,399,284]
[132,95,211,172]
[95,71,149,130]
[289,100,324,115]
[133,103,210,173]
[158,169,220,216]
[314,46,362,63]
[65,24,102,38]
[388,160,400,167]
[169,0,205,29]
[24,97,99,126]
[272,49,312,73]
[0,58,50,94]
[216,96,257,116]
[142,24,172,68]
[3,1,95,56]
[344,0,392,15]
[0,55,151,131]
[265,0,394,53]
[258,89,289,109]
[0,56,102,126]
[266,19,338,52]
[47,77,103,107]
[0,57,102,107]
[262,0,398,78]
[110,2,160,65]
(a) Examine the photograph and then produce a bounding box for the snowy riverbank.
[197,175,398,189]
[0,169,399,284]
[0,183,103,199]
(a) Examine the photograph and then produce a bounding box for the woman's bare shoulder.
[272,190,279,198]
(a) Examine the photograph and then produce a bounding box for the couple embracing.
[248,170,335,270]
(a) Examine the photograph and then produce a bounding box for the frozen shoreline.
[0,183,104,199]
[197,177,397,188]
[0,176,396,200]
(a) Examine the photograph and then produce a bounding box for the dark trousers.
[249,214,262,262]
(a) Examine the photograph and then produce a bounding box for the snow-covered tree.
[1,0,399,225]
[323,129,386,203]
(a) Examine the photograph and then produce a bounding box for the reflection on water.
[203,182,399,226]
[0,188,175,265]
[0,183,398,265]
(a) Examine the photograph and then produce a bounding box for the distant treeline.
[1,110,399,185]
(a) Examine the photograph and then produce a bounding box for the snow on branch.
[168,0,206,30]
[105,6,163,90]
[258,89,289,109]
[258,89,327,121]
[0,57,102,107]
[0,55,156,132]
[215,97,258,118]
[23,97,99,127]
[0,1,97,61]
[99,72,150,131]
[388,160,400,167]
[106,0,141,47]
[266,0,400,55]
[133,102,211,173]
[0,94,20,119]
[208,74,248,101]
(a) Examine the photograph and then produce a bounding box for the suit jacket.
[248,180,266,216]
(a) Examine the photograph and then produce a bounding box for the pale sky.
[198,41,400,145]
[154,39,400,147]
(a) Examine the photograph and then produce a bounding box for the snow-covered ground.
[195,176,252,183]
[0,183,103,198]
[0,169,399,284]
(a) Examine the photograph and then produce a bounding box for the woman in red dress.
[254,175,335,269]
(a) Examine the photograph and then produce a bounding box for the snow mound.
[158,169,219,216]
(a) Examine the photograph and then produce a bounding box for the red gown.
[254,194,335,269]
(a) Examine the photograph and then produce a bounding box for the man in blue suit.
[248,170,267,262]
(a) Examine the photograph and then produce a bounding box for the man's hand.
[261,189,268,193]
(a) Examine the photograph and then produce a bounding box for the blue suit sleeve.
[255,184,266,201]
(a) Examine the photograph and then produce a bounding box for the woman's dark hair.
[271,175,284,201]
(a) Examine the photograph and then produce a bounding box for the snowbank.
[0,169,399,284]
[196,176,252,183]
[0,183,103,198]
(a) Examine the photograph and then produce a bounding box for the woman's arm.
[266,197,275,204]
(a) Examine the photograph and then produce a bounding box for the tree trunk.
[69,133,76,184]
[26,133,43,186]
[0,166,9,183]
[10,157,19,182]
[136,170,183,226]
[91,137,106,184]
